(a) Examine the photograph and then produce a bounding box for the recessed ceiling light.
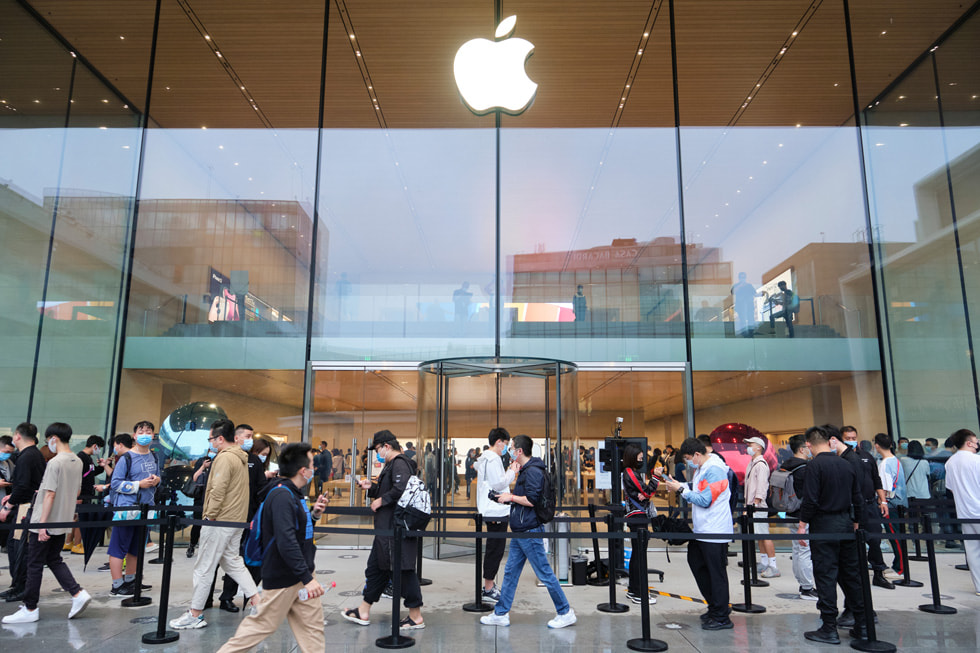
[119,35,125,40]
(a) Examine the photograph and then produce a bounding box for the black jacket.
[246,453,270,520]
[623,466,659,517]
[510,456,547,532]
[8,445,45,506]
[841,446,881,502]
[368,453,418,570]
[259,479,316,590]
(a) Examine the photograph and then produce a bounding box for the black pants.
[189,495,205,546]
[770,309,794,337]
[687,539,730,620]
[23,532,81,610]
[884,504,906,574]
[810,511,865,628]
[483,519,508,583]
[859,501,886,572]
[628,522,649,595]
[363,538,423,609]
[5,533,27,592]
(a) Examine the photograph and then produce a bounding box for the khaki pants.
[216,582,324,653]
[191,526,257,611]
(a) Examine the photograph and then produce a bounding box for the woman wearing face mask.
[622,443,659,605]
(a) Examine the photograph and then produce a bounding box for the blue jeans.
[494,527,569,616]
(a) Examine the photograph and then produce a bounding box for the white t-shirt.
[945,450,980,519]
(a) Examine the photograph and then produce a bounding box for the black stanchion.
[143,513,179,644]
[587,503,609,586]
[851,529,896,652]
[626,529,668,652]
[907,500,927,562]
[122,505,153,608]
[416,540,432,587]
[742,506,768,588]
[892,513,923,588]
[918,515,957,615]
[376,524,414,650]
[731,513,766,614]
[462,513,493,613]
[597,514,629,614]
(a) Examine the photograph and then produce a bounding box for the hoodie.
[474,448,515,519]
[680,452,733,543]
[203,444,250,522]
[509,456,548,532]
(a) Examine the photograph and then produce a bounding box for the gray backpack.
[768,465,805,513]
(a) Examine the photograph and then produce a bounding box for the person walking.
[622,442,659,605]
[0,423,45,603]
[480,434,576,630]
[2,423,91,624]
[664,438,733,631]
[216,442,329,653]
[170,418,259,630]
[474,428,518,603]
[342,430,424,630]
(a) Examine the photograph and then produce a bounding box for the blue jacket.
[510,457,546,532]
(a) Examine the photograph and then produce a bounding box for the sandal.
[399,615,425,630]
[342,608,369,626]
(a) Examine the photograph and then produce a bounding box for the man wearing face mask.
[474,427,520,603]
[65,435,106,554]
[943,428,980,595]
[343,430,424,630]
[171,418,259,630]
[0,423,45,603]
[107,424,161,597]
[779,434,817,600]
[664,438,733,631]
[216,424,269,612]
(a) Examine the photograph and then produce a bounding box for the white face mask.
[92,446,100,457]
[48,438,59,454]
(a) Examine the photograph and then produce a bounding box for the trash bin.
[571,555,588,585]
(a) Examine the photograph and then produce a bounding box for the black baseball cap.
[368,429,398,450]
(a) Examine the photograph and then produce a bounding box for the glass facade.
[2,0,979,460]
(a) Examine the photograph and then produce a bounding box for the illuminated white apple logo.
[454,15,537,115]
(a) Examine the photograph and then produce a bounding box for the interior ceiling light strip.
[334,0,434,268]
[559,0,664,273]
[176,0,274,129]
[726,0,823,126]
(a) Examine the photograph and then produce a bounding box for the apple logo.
[454,15,537,115]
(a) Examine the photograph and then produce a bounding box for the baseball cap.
[368,429,398,450]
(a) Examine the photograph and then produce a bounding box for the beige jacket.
[203,444,250,522]
[744,456,771,508]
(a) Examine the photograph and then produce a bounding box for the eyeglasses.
[207,435,220,442]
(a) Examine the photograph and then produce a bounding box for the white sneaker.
[145,542,159,553]
[68,589,92,619]
[169,610,207,630]
[480,613,510,627]
[2,605,39,624]
[547,609,577,629]
[760,565,781,578]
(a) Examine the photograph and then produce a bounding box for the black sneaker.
[110,580,136,597]
[804,626,840,644]
[702,618,734,631]
[381,583,394,599]
[98,562,111,572]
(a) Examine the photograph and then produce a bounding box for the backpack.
[533,469,556,525]
[394,475,432,531]
[768,465,805,513]
[650,513,692,546]
[243,484,294,567]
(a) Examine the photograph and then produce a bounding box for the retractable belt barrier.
[4,501,979,651]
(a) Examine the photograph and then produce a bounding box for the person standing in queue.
[798,425,866,645]
[342,430,424,630]
[622,442,659,605]
[664,438,733,631]
[474,428,519,604]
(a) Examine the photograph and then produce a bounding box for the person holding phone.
[622,443,659,605]
[217,443,328,653]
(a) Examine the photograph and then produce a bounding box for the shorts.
[753,519,770,535]
[108,524,142,559]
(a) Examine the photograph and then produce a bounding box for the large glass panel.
[500,1,682,362]
[677,1,885,433]
[312,0,495,361]
[860,7,980,435]
[123,0,322,372]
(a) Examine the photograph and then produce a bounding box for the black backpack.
[533,469,556,525]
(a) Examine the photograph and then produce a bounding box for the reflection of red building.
[709,422,777,483]
[510,237,732,323]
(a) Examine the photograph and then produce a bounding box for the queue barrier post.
[907,499,927,562]
[376,524,414,649]
[626,528,668,652]
[918,514,957,615]
[122,504,153,608]
[742,505,768,588]
[143,513,179,644]
[851,529,897,653]
[587,503,609,586]
[597,513,629,614]
[416,537,432,587]
[462,513,493,613]
[731,513,765,614]
[892,511,923,588]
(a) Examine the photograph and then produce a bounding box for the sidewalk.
[0,544,976,651]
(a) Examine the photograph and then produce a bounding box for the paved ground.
[0,540,977,652]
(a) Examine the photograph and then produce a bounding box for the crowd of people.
[1,418,978,649]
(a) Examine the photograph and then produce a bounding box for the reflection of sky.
[2,125,978,290]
